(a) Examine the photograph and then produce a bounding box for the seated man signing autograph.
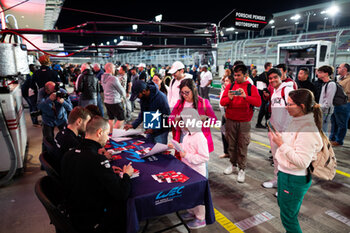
[61,116,134,233]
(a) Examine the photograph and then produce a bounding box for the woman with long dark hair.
[169,79,217,156]
[270,88,323,233]
[152,73,168,95]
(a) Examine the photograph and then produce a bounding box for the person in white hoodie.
[168,108,209,229]
[262,68,294,190]
[167,61,192,109]
[271,89,323,233]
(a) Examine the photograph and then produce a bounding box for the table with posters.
[106,136,215,233]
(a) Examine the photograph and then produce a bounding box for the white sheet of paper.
[140,143,169,158]
[110,137,133,142]
[171,139,184,152]
[112,129,142,138]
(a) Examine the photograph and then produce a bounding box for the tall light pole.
[294,22,299,34]
[323,17,328,30]
[155,14,162,45]
[218,8,236,46]
[132,24,138,41]
[269,20,275,37]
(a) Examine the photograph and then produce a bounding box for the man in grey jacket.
[101,63,126,133]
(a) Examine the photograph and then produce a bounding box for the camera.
[55,91,69,99]
[54,83,69,99]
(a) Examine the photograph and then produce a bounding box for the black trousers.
[42,123,66,152]
[221,116,228,154]
[256,91,270,125]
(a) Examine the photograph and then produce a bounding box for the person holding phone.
[270,89,323,233]
[220,64,261,183]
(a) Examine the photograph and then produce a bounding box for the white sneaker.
[237,169,245,183]
[262,179,277,189]
[223,165,234,175]
[274,191,278,197]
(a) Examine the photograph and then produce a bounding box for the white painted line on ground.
[234,211,275,231]
[325,210,350,227]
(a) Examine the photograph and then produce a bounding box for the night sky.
[55,0,329,46]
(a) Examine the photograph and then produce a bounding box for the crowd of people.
[21,54,350,233]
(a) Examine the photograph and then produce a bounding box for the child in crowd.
[168,108,209,229]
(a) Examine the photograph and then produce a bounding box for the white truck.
[277,40,332,81]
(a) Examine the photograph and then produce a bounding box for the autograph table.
[107,136,215,233]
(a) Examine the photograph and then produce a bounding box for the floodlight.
[290,14,301,20]
[155,14,162,22]
[322,5,340,16]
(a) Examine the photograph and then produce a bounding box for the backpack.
[325,81,348,106]
[229,82,253,109]
[309,136,337,180]
[280,86,287,106]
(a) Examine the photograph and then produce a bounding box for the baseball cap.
[168,61,185,74]
[137,63,146,68]
[130,80,147,101]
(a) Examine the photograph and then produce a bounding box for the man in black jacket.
[33,55,61,89]
[297,67,316,95]
[255,62,272,128]
[54,106,91,173]
[61,116,134,233]
[76,63,100,107]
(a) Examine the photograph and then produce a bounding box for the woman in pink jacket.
[169,79,217,155]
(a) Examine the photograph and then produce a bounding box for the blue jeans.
[330,103,350,145]
[79,98,97,107]
[322,112,332,137]
[147,130,169,144]
[97,92,104,117]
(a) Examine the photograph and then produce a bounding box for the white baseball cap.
[137,63,146,68]
[168,61,185,74]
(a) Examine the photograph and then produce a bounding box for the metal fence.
[113,27,350,72]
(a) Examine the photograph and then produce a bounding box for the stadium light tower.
[155,14,162,44]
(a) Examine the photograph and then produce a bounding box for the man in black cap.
[61,116,134,233]
[124,80,170,144]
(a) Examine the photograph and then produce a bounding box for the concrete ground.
[0,92,350,233]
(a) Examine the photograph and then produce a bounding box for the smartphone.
[229,90,241,95]
[267,120,276,133]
